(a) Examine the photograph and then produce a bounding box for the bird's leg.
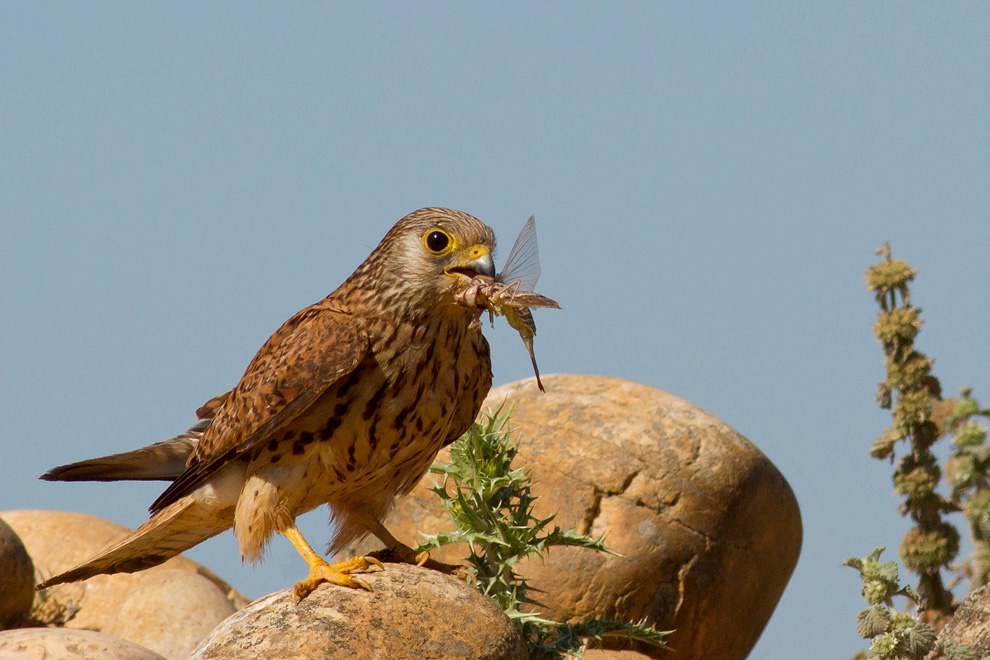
[282,526,383,602]
[362,517,465,577]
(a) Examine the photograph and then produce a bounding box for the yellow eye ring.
[422,229,456,255]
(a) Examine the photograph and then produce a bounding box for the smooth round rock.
[189,562,526,660]
[0,510,247,632]
[585,651,657,660]
[0,516,35,629]
[102,569,237,660]
[348,374,802,660]
[0,627,166,660]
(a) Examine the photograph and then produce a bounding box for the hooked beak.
[445,245,495,280]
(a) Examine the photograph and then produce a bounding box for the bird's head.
[350,208,496,314]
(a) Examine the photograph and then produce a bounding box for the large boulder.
[0,510,246,648]
[0,516,34,629]
[102,569,237,660]
[927,584,990,659]
[188,562,526,660]
[348,374,802,660]
[0,627,166,660]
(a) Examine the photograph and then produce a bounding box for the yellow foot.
[292,554,385,603]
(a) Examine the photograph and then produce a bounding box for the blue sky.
[2,4,988,658]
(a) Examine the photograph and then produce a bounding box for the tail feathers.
[36,496,230,590]
[40,389,227,483]
[40,431,201,483]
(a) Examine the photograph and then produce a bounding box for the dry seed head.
[893,460,940,500]
[899,524,960,573]
[873,306,923,351]
[865,257,917,295]
[883,352,934,392]
[892,389,935,437]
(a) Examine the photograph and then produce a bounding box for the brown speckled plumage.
[39,208,496,590]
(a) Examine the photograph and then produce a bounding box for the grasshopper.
[455,216,560,391]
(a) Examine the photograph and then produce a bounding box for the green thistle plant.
[415,407,671,659]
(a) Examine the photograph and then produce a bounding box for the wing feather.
[150,303,367,513]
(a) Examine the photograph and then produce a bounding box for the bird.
[39,207,497,601]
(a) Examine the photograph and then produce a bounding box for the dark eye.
[424,230,451,254]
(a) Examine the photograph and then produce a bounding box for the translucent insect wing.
[497,215,541,291]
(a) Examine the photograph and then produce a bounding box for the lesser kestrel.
[40,208,496,599]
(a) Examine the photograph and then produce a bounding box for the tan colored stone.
[189,562,526,660]
[0,627,166,660]
[585,650,656,660]
[349,374,802,660]
[102,569,237,660]
[0,510,246,631]
[0,516,35,629]
[927,584,990,659]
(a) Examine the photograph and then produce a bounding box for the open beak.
[445,245,495,280]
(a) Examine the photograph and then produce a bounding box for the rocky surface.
[0,516,34,629]
[5,374,802,659]
[584,651,657,660]
[348,374,802,660]
[188,562,527,660]
[927,584,990,659]
[1,510,246,658]
[102,569,237,660]
[1,510,247,632]
[0,627,167,660]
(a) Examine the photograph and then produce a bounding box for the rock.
[0,627,166,660]
[927,584,990,659]
[347,374,802,660]
[189,562,526,660]
[102,569,237,660]
[584,651,656,660]
[0,516,34,629]
[0,511,246,631]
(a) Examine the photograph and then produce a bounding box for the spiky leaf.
[418,409,670,659]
